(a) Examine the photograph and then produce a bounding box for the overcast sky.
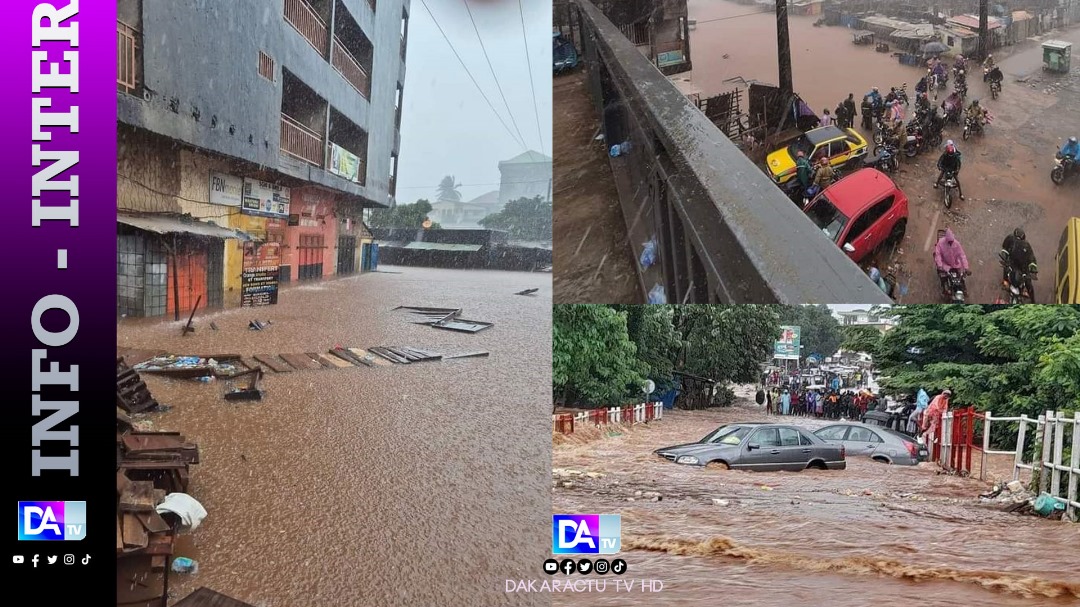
[397,0,552,204]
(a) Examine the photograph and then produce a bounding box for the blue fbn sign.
[552,514,620,554]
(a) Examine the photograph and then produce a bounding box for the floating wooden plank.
[385,347,421,361]
[432,318,494,333]
[123,433,186,454]
[443,351,491,360]
[280,353,321,371]
[253,354,292,373]
[320,352,355,368]
[151,554,167,572]
[240,357,261,372]
[174,588,259,607]
[122,513,148,549]
[116,515,124,552]
[117,471,132,496]
[136,510,170,534]
[188,354,242,361]
[345,348,379,367]
[119,459,187,471]
[119,480,157,512]
[307,352,337,369]
[349,348,393,367]
[400,347,442,361]
[330,348,374,368]
[369,347,409,364]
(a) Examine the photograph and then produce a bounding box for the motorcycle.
[939,268,970,303]
[908,118,942,148]
[1051,152,1080,185]
[903,126,927,159]
[863,142,900,174]
[872,117,891,145]
[894,83,909,106]
[941,170,960,208]
[962,111,991,141]
[989,78,1002,99]
[999,251,1036,303]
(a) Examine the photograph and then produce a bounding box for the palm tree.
[436,175,462,204]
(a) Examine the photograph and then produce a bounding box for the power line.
[517,0,545,156]
[694,11,774,26]
[418,0,527,151]
[396,179,552,189]
[463,0,529,151]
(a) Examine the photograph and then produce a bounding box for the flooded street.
[119,267,553,606]
[552,398,1080,606]
[686,0,1080,303]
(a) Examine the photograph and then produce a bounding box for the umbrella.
[922,41,950,54]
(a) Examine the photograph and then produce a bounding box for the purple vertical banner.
[3,1,115,601]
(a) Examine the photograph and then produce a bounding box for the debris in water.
[514,288,539,296]
[171,557,198,574]
[248,319,272,330]
[224,367,263,401]
[181,295,201,336]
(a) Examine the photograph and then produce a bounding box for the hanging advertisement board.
[241,179,291,219]
[241,242,281,307]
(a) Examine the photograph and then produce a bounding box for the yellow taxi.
[766,126,869,185]
[1055,217,1079,303]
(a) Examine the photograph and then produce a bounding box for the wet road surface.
[552,398,1080,606]
[119,267,553,606]
[686,0,1080,303]
[553,71,642,304]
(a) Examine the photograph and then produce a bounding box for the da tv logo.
[17,502,86,541]
[552,514,621,554]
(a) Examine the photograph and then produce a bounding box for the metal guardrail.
[332,36,371,99]
[570,0,890,303]
[280,113,325,166]
[284,0,329,56]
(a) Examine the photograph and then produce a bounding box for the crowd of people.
[759,386,883,420]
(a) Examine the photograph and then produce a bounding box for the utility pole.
[978,0,989,60]
[776,0,793,97]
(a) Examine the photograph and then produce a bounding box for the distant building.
[554,0,691,75]
[835,309,897,332]
[499,151,553,206]
[429,190,502,228]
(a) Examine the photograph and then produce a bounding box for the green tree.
[613,305,679,388]
[873,305,1080,417]
[553,305,648,406]
[841,325,884,357]
[367,199,442,229]
[776,304,843,362]
[670,305,780,384]
[436,175,462,204]
[478,196,552,241]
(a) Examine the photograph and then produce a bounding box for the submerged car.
[802,168,908,263]
[766,125,868,185]
[814,422,927,465]
[654,423,846,472]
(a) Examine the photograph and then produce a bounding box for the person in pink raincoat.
[920,389,952,446]
[934,228,969,294]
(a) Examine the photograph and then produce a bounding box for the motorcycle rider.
[1061,136,1080,160]
[1001,228,1038,291]
[986,65,1004,86]
[965,99,986,130]
[934,228,970,295]
[934,140,964,200]
[860,95,874,130]
[982,54,995,70]
[867,86,882,108]
[953,54,967,75]
[955,69,968,96]
[795,150,812,200]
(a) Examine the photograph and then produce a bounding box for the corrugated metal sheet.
[118,213,254,241]
[402,242,483,251]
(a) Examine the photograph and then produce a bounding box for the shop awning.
[118,213,255,241]
[402,242,483,252]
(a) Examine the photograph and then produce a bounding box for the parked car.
[813,422,927,465]
[766,125,868,185]
[654,423,846,472]
[802,168,909,263]
[1055,217,1079,303]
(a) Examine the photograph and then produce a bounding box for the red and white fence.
[552,402,664,434]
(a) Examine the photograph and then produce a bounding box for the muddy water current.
[552,401,1080,607]
[119,268,553,606]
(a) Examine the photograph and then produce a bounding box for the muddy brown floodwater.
[118,267,553,607]
[686,0,1080,303]
[552,398,1080,607]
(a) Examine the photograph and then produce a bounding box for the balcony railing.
[331,37,371,99]
[280,113,325,166]
[284,0,328,56]
[400,33,407,58]
[117,20,141,94]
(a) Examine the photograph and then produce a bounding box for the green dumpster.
[1042,40,1072,73]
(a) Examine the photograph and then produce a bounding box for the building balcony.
[117,20,141,94]
[284,0,329,56]
[400,33,407,59]
[331,36,370,99]
[280,113,325,167]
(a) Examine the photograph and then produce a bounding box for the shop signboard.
[774,325,801,360]
[241,179,291,219]
[241,242,281,307]
[209,172,243,207]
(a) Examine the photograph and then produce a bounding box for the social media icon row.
[543,558,626,575]
[12,554,89,567]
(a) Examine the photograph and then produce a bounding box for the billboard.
[328,142,362,183]
[209,172,243,206]
[774,325,801,360]
[241,242,281,307]
[242,179,291,219]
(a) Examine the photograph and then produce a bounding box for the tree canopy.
[366,199,442,229]
[868,305,1080,417]
[554,305,780,407]
[436,176,462,204]
[478,196,552,241]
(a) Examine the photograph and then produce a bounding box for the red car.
[803,168,908,263]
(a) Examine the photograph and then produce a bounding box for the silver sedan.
[813,422,927,465]
[655,423,847,472]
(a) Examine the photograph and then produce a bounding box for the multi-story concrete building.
[498,150,553,206]
[116,0,408,317]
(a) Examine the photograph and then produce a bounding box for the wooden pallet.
[116,357,159,414]
[253,354,292,373]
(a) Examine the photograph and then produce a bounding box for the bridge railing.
[568,0,890,303]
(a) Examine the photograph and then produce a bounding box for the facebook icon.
[552,514,621,555]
